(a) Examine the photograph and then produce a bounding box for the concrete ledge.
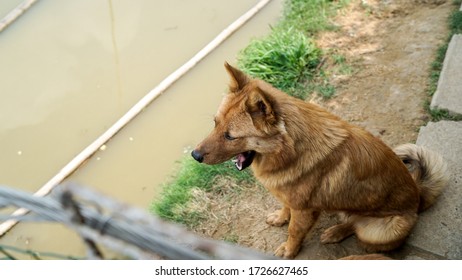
[407,121,462,259]
[430,35,462,115]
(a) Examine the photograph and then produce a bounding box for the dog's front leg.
[275,208,320,259]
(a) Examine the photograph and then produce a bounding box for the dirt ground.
[190,0,455,259]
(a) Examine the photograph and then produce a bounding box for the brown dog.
[191,62,448,259]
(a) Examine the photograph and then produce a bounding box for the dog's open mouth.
[232,151,256,171]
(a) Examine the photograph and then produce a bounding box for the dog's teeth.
[232,158,243,170]
[234,161,242,171]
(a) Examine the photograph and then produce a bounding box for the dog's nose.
[191,150,204,163]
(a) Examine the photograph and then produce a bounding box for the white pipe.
[0,0,272,236]
[0,0,39,32]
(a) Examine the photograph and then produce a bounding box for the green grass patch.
[425,101,462,122]
[238,29,321,99]
[317,83,336,99]
[449,8,462,34]
[151,156,254,226]
[427,43,447,97]
[237,0,349,99]
[222,234,239,244]
[280,0,348,35]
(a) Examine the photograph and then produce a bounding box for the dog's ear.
[224,62,249,92]
[246,89,277,126]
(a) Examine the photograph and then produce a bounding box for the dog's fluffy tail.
[393,143,449,212]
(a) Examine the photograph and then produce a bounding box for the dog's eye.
[224,132,236,141]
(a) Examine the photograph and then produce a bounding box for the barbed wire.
[0,183,275,260]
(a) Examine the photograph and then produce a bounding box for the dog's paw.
[266,209,290,227]
[320,224,353,244]
[274,242,298,259]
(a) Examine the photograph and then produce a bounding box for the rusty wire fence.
[0,183,274,260]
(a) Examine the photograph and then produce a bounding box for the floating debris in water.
[100,145,107,151]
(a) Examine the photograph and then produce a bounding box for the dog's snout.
[191,149,204,163]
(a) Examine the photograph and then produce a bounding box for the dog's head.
[191,62,286,170]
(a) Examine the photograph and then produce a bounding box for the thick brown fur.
[192,63,449,259]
